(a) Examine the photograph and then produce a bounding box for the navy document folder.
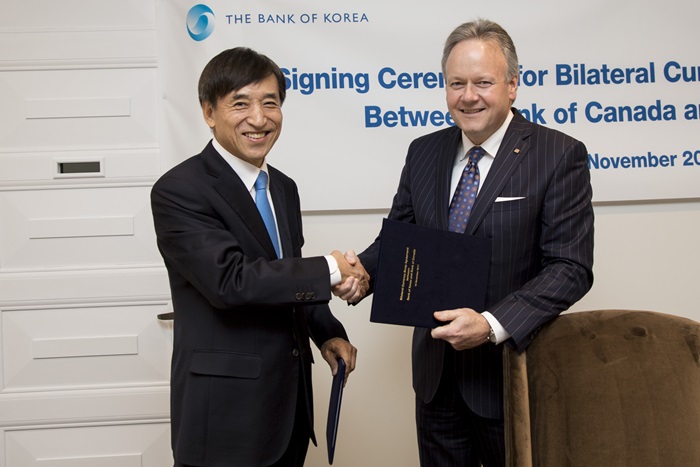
[370,218,492,328]
[326,358,346,464]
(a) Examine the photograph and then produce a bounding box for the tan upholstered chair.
[504,309,700,467]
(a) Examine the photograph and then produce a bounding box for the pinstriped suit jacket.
[359,109,594,419]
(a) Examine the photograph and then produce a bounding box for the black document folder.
[370,218,492,328]
[326,358,346,464]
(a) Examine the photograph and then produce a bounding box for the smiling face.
[445,39,518,145]
[202,74,283,167]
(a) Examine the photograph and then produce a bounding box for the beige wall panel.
[0,387,169,426]
[0,1,154,30]
[0,68,157,152]
[4,422,171,467]
[1,303,171,391]
[0,149,159,183]
[0,186,159,271]
[0,269,170,307]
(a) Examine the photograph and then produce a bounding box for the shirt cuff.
[325,255,342,286]
[482,311,511,344]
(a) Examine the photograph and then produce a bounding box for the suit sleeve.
[493,138,594,351]
[151,168,332,310]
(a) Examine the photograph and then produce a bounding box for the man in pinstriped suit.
[349,19,594,466]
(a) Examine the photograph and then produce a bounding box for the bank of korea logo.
[187,4,215,41]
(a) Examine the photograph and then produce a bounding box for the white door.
[0,1,174,465]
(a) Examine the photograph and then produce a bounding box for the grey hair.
[441,19,519,82]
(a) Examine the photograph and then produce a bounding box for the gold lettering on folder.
[399,247,420,301]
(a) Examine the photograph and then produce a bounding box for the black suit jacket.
[151,141,348,466]
[360,110,594,419]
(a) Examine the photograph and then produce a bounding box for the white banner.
[156,0,700,209]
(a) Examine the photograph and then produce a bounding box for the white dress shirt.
[449,112,514,344]
[211,138,341,285]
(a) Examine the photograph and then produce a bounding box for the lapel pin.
[514,148,521,154]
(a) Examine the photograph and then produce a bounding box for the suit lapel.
[467,111,532,234]
[435,127,463,231]
[202,143,279,259]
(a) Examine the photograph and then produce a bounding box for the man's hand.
[320,337,357,386]
[330,250,369,304]
[430,308,491,350]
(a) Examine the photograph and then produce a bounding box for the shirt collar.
[459,110,514,161]
[211,137,269,193]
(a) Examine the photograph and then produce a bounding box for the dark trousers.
[415,350,505,467]
[269,390,310,467]
[174,411,309,467]
[175,370,310,467]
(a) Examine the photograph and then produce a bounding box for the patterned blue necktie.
[254,171,281,258]
[448,146,484,233]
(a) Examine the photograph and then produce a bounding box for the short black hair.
[198,47,286,107]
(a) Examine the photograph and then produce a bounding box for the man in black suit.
[151,47,366,467]
[341,19,594,466]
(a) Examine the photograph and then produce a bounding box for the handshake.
[330,250,370,304]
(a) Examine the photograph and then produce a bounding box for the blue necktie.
[448,146,484,233]
[254,171,281,258]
